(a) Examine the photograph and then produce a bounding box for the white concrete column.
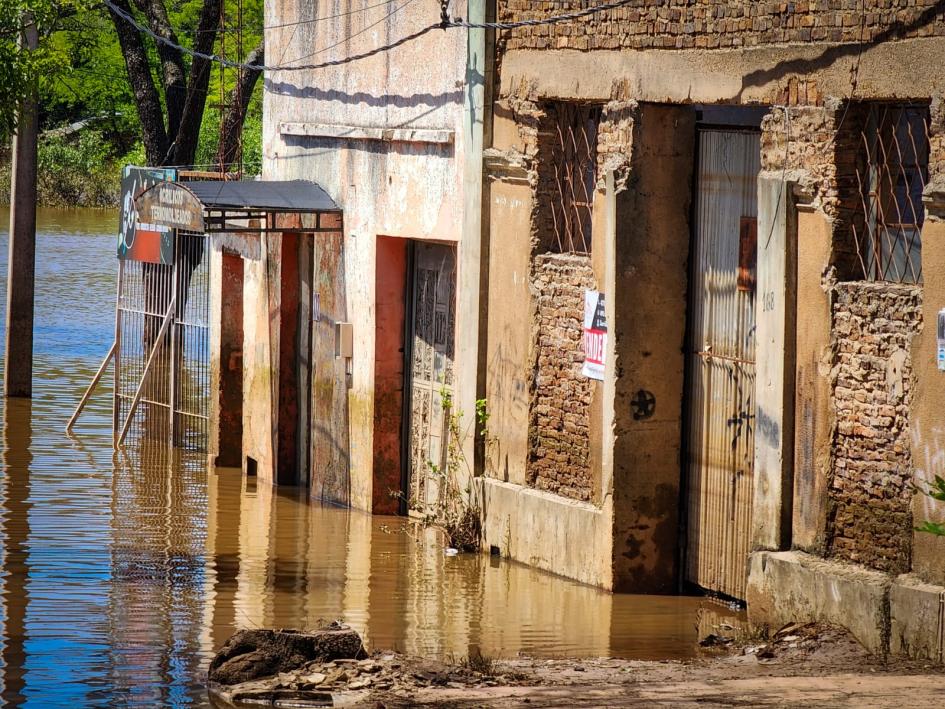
[752,175,798,550]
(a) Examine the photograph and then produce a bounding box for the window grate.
[545,102,600,255]
[851,104,930,284]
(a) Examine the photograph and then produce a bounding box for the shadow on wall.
[736,1,945,100]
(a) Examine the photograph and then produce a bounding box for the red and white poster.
[582,290,607,381]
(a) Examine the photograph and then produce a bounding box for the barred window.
[852,104,929,284]
[538,101,601,254]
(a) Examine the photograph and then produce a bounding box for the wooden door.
[406,242,456,514]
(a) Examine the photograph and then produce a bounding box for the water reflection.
[0,208,740,706]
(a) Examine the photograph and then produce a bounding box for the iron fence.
[851,104,930,284]
[114,230,210,451]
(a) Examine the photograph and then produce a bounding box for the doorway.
[404,242,457,516]
[684,127,761,600]
[372,239,457,516]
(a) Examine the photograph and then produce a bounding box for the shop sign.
[118,165,176,264]
[135,182,205,232]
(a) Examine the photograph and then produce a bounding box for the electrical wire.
[201,0,399,34]
[449,0,636,30]
[284,0,418,65]
[101,0,637,72]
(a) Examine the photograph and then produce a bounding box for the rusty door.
[406,242,456,514]
[685,129,760,600]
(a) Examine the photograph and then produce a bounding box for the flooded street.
[0,208,735,707]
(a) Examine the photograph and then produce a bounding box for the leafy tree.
[103,0,263,168]
[3,0,263,171]
[0,0,84,142]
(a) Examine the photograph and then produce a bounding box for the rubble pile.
[208,624,521,707]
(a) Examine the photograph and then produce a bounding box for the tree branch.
[171,0,220,166]
[216,41,263,169]
[132,0,186,141]
[106,0,168,165]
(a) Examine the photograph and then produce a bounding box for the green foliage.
[34,129,121,206]
[916,474,945,537]
[1,0,88,141]
[3,0,264,201]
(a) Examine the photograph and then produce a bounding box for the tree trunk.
[107,0,168,165]
[216,42,263,170]
[171,0,221,166]
[133,0,186,143]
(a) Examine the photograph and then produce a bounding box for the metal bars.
[851,104,930,284]
[544,102,600,255]
[114,230,211,451]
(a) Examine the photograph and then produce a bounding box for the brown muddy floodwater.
[0,207,740,707]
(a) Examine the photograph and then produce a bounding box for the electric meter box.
[938,309,945,371]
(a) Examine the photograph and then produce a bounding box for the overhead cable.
[448,0,636,30]
[202,0,400,35]
[102,0,637,72]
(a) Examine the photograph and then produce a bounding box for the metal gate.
[113,230,211,451]
[406,242,456,514]
[685,129,760,600]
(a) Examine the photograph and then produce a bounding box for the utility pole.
[5,15,39,398]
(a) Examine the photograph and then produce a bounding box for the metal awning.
[134,179,342,234]
[183,179,340,213]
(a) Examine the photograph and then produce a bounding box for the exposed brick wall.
[760,103,875,279]
[827,281,922,574]
[597,99,638,189]
[499,1,945,52]
[527,253,596,501]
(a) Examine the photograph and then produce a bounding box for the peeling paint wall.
[611,103,693,594]
[262,0,479,509]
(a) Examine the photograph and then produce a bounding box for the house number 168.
[762,291,776,312]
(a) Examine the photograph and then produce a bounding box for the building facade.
[478,0,945,659]
[247,0,945,662]
[254,0,489,515]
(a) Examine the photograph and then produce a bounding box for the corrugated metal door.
[685,129,760,600]
[407,242,456,514]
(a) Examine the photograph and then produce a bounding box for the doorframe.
[399,240,417,516]
[398,238,459,517]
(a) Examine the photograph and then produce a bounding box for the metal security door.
[407,242,456,514]
[685,129,760,600]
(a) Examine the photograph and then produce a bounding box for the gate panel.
[407,243,456,514]
[685,129,760,600]
[114,230,211,451]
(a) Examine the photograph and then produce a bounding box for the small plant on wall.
[916,475,945,537]
[418,386,483,552]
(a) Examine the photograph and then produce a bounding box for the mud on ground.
[209,623,945,708]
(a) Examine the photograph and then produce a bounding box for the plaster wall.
[498,38,945,107]
[611,104,693,593]
[262,0,479,509]
[484,177,532,487]
[242,236,275,482]
[752,175,797,551]
[910,200,945,586]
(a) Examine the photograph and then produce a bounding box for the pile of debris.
[208,623,521,707]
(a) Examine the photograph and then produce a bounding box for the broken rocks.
[208,625,523,707]
[208,622,366,686]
